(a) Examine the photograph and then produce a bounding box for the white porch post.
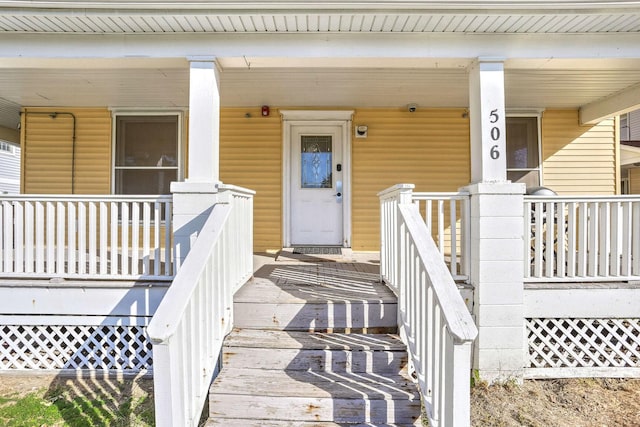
[467,58,526,383]
[171,58,223,267]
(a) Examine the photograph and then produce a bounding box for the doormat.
[292,247,342,255]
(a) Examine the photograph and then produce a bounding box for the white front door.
[290,125,344,245]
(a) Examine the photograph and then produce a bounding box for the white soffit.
[1,1,640,34]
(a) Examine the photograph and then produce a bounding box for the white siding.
[0,141,20,194]
[628,110,640,141]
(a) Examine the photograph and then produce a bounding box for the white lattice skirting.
[527,318,640,371]
[0,324,152,371]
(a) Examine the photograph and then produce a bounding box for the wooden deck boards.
[208,260,422,426]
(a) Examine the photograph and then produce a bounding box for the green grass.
[0,378,155,427]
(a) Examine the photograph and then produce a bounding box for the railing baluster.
[67,202,76,274]
[35,201,44,273]
[121,202,129,276]
[534,202,543,277]
[610,202,620,276]
[24,201,34,273]
[578,202,588,277]
[621,202,631,276]
[78,202,87,275]
[567,202,576,277]
[99,201,107,275]
[143,202,151,275]
[599,202,610,277]
[450,199,458,277]
[91,202,99,275]
[437,200,445,258]
[131,202,140,276]
[544,201,555,278]
[56,202,65,275]
[154,202,161,277]
[588,202,599,277]
[14,201,24,273]
[633,202,640,275]
[46,201,55,274]
[4,201,14,272]
[164,200,172,276]
[110,202,119,275]
[557,201,566,278]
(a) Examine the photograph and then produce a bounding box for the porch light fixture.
[355,125,368,138]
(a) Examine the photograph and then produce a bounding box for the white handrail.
[525,195,640,282]
[0,194,173,280]
[379,184,477,427]
[147,186,254,427]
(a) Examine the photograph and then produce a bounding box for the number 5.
[489,109,499,123]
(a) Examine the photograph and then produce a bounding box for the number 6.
[490,145,500,160]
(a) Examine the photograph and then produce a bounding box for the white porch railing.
[0,194,174,280]
[379,184,477,427]
[525,195,640,282]
[412,191,471,282]
[147,185,254,427]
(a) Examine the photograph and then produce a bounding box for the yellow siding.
[22,108,111,194]
[352,108,470,250]
[219,107,470,252]
[219,108,283,253]
[630,168,640,194]
[541,109,616,195]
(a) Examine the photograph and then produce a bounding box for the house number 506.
[489,109,501,160]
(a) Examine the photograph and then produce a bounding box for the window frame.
[506,109,544,188]
[110,109,185,195]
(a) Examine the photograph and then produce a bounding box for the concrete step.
[208,367,421,425]
[223,329,408,373]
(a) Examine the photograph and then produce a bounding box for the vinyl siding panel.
[219,107,283,253]
[630,168,640,194]
[352,108,470,250]
[22,108,111,194]
[0,143,20,193]
[628,110,640,141]
[541,109,616,195]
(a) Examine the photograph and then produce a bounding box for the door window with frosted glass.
[301,135,332,189]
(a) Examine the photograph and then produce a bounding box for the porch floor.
[207,252,423,426]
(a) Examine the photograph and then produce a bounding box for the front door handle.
[336,181,343,203]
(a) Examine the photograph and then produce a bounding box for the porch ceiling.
[2,57,640,131]
[1,1,640,34]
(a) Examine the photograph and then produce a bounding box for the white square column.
[170,58,223,266]
[186,58,221,185]
[467,58,526,383]
[469,58,507,184]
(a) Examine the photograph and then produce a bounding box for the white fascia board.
[3,0,640,11]
[3,32,640,62]
[580,81,640,125]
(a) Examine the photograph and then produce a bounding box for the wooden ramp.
[207,261,422,426]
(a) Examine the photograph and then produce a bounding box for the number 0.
[490,145,500,160]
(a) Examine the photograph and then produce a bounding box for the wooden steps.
[208,262,422,426]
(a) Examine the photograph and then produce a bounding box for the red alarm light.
[261,105,270,117]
